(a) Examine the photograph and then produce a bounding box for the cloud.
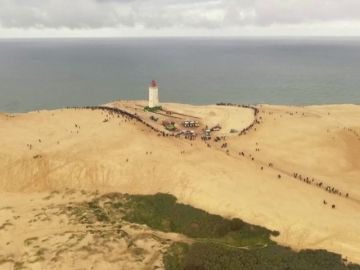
[0,0,360,32]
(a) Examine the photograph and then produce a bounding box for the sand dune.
[0,101,360,266]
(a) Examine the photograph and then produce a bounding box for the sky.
[1,0,360,38]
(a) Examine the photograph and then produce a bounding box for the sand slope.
[0,101,360,265]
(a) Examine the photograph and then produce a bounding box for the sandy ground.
[0,101,360,267]
[0,190,188,269]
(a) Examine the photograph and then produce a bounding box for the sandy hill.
[0,101,360,266]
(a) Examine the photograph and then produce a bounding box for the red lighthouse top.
[150,80,158,88]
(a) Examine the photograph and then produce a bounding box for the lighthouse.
[148,80,159,108]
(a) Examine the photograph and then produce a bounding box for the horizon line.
[1,35,360,40]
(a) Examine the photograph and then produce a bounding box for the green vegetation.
[164,242,190,270]
[122,193,359,270]
[69,193,360,270]
[123,193,276,247]
[68,198,111,224]
[164,123,177,131]
[164,242,360,270]
[87,200,110,223]
[144,106,162,112]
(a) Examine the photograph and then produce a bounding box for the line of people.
[293,172,350,199]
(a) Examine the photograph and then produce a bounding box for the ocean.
[0,38,359,112]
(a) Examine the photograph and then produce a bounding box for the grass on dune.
[122,193,277,248]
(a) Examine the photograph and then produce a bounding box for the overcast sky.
[1,0,360,37]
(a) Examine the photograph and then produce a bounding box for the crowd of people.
[292,172,350,199]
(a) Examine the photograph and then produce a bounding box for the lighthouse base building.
[149,80,159,108]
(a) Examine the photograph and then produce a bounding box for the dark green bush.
[144,106,162,112]
[165,242,360,270]
[123,193,274,247]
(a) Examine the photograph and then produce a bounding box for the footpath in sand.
[0,100,360,266]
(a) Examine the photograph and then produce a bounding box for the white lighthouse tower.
[148,80,159,108]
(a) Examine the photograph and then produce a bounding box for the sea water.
[0,38,359,112]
